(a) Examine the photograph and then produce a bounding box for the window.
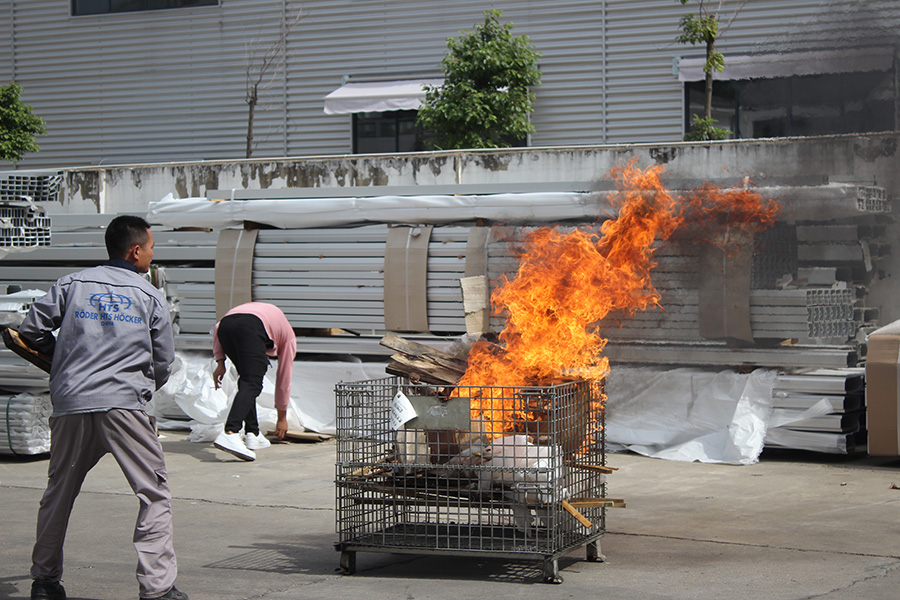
[685,70,895,139]
[353,111,428,154]
[72,0,217,16]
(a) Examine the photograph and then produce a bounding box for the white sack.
[604,366,777,465]
[476,435,565,502]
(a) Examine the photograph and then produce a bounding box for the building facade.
[2,0,898,169]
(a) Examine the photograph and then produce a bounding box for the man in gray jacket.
[19,215,187,600]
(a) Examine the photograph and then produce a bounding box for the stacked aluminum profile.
[0,171,63,204]
[0,203,52,247]
[856,186,890,213]
[765,368,866,454]
[0,170,59,248]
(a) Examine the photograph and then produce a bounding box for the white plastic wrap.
[604,366,777,465]
[147,191,608,230]
[150,351,388,440]
[0,392,52,455]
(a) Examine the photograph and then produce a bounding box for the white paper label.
[390,390,417,430]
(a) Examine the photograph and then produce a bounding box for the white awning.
[323,78,444,115]
[677,47,893,82]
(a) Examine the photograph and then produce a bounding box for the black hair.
[105,215,151,259]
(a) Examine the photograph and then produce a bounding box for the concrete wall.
[57,133,900,212]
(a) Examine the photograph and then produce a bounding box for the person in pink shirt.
[211,302,296,461]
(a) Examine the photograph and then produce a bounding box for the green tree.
[418,9,542,150]
[0,82,47,163]
[676,0,745,141]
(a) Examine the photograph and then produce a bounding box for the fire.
[680,181,781,254]
[457,159,780,441]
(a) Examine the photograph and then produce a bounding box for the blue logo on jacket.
[90,292,133,313]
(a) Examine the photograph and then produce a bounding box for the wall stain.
[854,138,897,162]
[649,147,678,164]
[363,164,389,186]
[332,163,349,187]
[474,153,512,172]
[283,163,329,188]
[240,163,274,189]
[204,167,219,193]
[173,169,188,199]
[65,171,101,211]
[426,156,448,178]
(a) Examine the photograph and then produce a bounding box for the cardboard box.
[865,319,900,456]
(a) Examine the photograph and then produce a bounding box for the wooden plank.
[279,429,334,442]
[561,499,594,528]
[380,332,467,372]
[385,354,463,385]
[572,463,618,474]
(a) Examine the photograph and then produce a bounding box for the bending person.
[212,302,296,461]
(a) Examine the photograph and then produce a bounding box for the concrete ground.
[2,431,899,600]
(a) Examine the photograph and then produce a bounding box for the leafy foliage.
[676,7,724,76]
[683,115,731,141]
[676,1,741,141]
[0,82,47,163]
[418,10,542,150]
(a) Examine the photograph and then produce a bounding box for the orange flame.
[680,181,781,255]
[457,160,780,441]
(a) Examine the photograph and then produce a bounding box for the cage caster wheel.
[542,558,563,584]
[586,540,606,563]
[339,550,356,575]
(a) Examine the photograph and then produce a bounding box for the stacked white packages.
[0,392,52,455]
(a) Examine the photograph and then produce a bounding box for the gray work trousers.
[31,409,178,599]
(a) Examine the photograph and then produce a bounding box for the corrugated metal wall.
[3,0,899,169]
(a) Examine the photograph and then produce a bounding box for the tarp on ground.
[153,353,777,464]
[605,366,777,465]
[150,351,387,440]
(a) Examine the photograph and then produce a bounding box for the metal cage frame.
[334,376,608,583]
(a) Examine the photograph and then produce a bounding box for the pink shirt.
[213,302,297,411]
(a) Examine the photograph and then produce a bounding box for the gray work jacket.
[19,260,174,416]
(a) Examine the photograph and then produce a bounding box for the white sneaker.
[244,432,271,450]
[213,431,256,461]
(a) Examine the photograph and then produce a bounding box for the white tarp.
[605,366,777,465]
[147,192,607,230]
[0,289,48,328]
[323,78,443,115]
[150,351,387,440]
[152,353,777,463]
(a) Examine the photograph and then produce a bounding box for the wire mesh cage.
[334,376,609,583]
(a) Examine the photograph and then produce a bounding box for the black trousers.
[216,313,272,436]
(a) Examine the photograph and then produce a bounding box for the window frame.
[684,68,896,139]
[71,0,219,17]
